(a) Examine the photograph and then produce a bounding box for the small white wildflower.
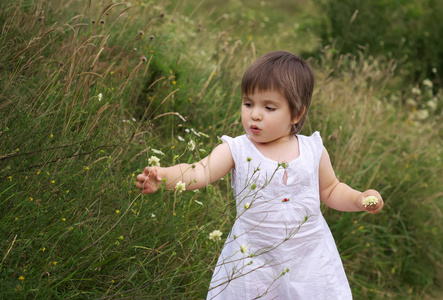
[240,244,247,254]
[151,149,165,156]
[432,68,437,73]
[148,156,160,167]
[178,136,185,142]
[209,230,223,241]
[188,140,196,151]
[416,109,429,120]
[411,87,421,95]
[175,181,186,193]
[98,93,103,101]
[405,98,417,107]
[194,200,203,205]
[132,117,136,122]
[427,98,437,111]
[198,132,209,138]
[422,79,433,88]
[244,202,250,209]
[363,196,379,208]
[151,213,156,218]
[185,129,190,133]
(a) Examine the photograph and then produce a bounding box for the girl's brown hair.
[241,50,314,134]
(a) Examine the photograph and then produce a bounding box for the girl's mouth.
[250,125,261,134]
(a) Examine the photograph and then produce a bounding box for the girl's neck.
[248,134,300,163]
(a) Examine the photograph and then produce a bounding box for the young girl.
[137,51,383,299]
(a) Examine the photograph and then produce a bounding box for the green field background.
[1,0,442,299]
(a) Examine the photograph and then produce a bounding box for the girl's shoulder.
[220,134,252,164]
[220,132,248,145]
[297,131,323,162]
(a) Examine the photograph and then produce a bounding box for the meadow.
[0,0,442,299]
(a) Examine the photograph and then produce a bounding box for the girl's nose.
[251,108,262,121]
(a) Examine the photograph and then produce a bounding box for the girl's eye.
[244,103,252,107]
[266,107,276,111]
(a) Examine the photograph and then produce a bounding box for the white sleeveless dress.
[207,132,352,300]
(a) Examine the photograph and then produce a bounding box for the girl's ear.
[291,107,305,124]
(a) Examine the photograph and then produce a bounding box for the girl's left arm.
[318,146,384,213]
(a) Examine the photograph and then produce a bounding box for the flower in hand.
[361,190,384,214]
[363,196,378,207]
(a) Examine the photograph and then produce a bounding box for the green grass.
[1,0,442,299]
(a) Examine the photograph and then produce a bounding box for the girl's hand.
[360,189,384,214]
[136,167,163,194]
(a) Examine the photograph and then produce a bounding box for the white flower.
[244,202,250,209]
[411,87,421,95]
[422,79,433,88]
[148,156,160,167]
[98,93,103,101]
[151,149,165,156]
[209,230,223,241]
[405,98,417,107]
[178,136,185,142]
[427,98,437,111]
[175,181,186,193]
[240,244,248,255]
[151,213,156,218]
[363,196,379,207]
[188,140,196,151]
[194,200,203,205]
[416,109,429,120]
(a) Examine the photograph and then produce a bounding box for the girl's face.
[241,90,298,144]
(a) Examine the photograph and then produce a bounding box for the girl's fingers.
[136,174,146,181]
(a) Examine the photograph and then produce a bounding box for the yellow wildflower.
[18,276,24,281]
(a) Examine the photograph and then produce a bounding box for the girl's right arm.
[136,142,234,194]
